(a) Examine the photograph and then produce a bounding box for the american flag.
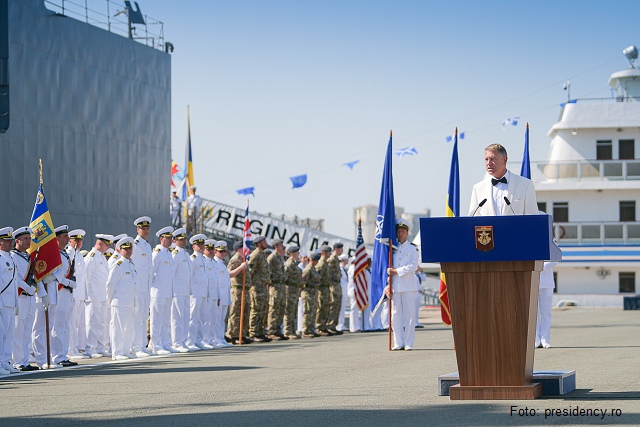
[243,200,252,261]
[353,218,369,310]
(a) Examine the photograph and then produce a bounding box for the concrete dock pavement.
[0,308,638,426]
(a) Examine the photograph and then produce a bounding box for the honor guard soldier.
[212,241,233,348]
[226,241,250,345]
[0,227,20,373]
[149,226,174,355]
[186,234,208,350]
[337,254,349,332]
[170,190,181,227]
[67,229,89,360]
[170,228,193,352]
[131,216,153,358]
[327,243,344,335]
[10,227,46,371]
[315,245,333,336]
[301,253,321,338]
[106,237,137,360]
[266,238,287,340]
[84,234,113,359]
[386,218,419,351]
[248,235,271,342]
[283,245,302,339]
[202,239,219,348]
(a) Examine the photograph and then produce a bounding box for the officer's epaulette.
[190,254,196,258]
[411,243,417,247]
[90,252,95,257]
[135,239,140,244]
[117,260,123,266]
[153,248,160,252]
[172,250,178,254]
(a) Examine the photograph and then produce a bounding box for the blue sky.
[143,0,639,238]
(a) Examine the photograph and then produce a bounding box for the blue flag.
[236,187,255,196]
[395,146,418,158]
[446,131,460,217]
[343,160,359,170]
[371,132,397,310]
[520,124,531,179]
[290,174,307,189]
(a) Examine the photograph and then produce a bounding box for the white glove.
[67,280,77,289]
[41,294,51,310]
[42,274,56,284]
[25,284,37,296]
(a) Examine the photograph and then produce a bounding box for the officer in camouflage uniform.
[301,253,321,338]
[248,236,271,342]
[226,241,250,344]
[314,245,333,336]
[266,238,287,340]
[283,245,302,339]
[327,243,344,335]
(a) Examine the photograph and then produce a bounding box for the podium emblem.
[475,226,494,251]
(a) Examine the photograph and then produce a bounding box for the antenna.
[563,80,571,102]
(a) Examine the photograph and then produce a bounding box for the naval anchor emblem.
[475,226,494,251]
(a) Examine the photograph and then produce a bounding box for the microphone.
[471,199,487,217]
[504,197,516,215]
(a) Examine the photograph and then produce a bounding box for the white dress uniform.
[106,255,137,359]
[213,255,232,347]
[536,261,558,348]
[186,194,202,216]
[150,245,174,353]
[51,248,76,364]
[171,246,192,350]
[10,249,45,369]
[186,251,208,349]
[67,245,87,357]
[337,265,348,331]
[84,247,109,357]
[32,262,58,368]
[347,263,375,332]
[296,261,305,333]
[170,196,181,226]
[0,249,19,370]
[202,254,219,345]
[131,235,152,354]
[390,240,419,350]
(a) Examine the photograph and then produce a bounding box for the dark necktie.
[492,177,508,186]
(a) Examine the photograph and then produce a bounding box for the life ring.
[559,226,566,239]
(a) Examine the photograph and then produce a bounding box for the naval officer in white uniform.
[386,219,419,350]
[0,227,20,373]
[150,226,175,355]
[84,234,113,359]
[171,228,192,352]
[186,234,209,350]
[469,143,538,216]
[131,216,153,358]
[67,229,88,360]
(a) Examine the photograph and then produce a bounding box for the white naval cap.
[300,252,308,258]
[113,233,128,243]
[189,234,206,245]
[54,225,69,235]
[156,226,174,238]
[116,237,135,250]
[189,185,197,190]
[105,248,114,257]
[215,240,228,251]
[96,234,115,244]
[204,239,216,249]
[69,229,85,240]
[396,218,411,233]
[134,216,152,227]
[0,227,13,240]
[338,254,349,261]
[172,228,187,239]
[13,227,32,239]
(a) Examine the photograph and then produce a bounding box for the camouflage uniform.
[314,256,332,333]
[266,252,286,336]
[283,257,303,336]
[249,248,270,337]
[301,263,320,335]
[327,253,343,331]
[226,252,251,339]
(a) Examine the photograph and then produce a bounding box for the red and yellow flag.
[27,183,61,282]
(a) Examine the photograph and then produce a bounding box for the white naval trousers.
[415,291,422,326]
[52,288,74,363]
[33,302,57,367]
[380,301,389,329]
[132,292,150,352]
[13,295,36,368]
[536,288,554,346]
[210,304,228,345]
[187,296,207,347]
[202,298,214,344]
[69,300,86,353]
[104,301,111,350]
[337,284,348,331]
[391,291,416,348]
[297,297,304,333]
[85,301,108,354]
[149,297,172,352]
[171,296,190,348]
[349,296,374,332]
[1,305,16,369]
[110,306,135,358]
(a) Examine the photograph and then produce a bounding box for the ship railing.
[44,0,166,52]
[554,221,640,244]
[535,159,640,181]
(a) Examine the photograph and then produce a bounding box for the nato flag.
[371,132,397,309]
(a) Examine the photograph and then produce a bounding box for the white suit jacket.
[468,172,538,216]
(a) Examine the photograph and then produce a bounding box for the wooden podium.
[420,215,561,400]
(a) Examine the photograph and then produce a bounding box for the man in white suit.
[469,144,538,216]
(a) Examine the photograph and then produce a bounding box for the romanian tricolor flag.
[181,107,194,212]
[28,184,62,282]
[439,128,460,326]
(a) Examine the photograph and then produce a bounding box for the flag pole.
[40,159,52,368]
[388,130,393,351]
[239,270,245,345]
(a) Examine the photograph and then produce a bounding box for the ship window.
[620,201,636,222]
[619,139,635,159]
[553,202,568,222]
[553,272,557,293]
[619,272,635,293]
[596,140,612,160]
[537,202,547,213]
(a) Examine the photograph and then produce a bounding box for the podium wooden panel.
[441,260,543,400]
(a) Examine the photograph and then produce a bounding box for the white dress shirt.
[491,170,509,216]
[391,241,419,293]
